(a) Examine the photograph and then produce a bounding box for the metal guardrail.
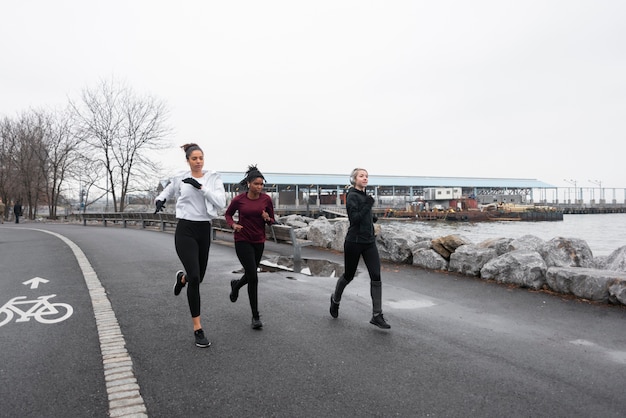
[80,212,178,231]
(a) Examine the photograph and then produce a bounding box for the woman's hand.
[182,177,202,189]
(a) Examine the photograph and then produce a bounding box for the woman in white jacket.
[155,143,226,348]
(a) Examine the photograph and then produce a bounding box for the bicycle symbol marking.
[0,294,73,327]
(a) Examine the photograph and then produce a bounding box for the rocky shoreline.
[281,214,626,307]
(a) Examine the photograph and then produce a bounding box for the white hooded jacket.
[156,170,226,221]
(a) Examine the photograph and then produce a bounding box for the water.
[385,213,626,257]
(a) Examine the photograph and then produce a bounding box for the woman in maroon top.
[225,165,277,329]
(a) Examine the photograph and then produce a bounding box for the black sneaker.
[194,329,211,348]
[174,270,185,296]
[329,294,339,318]
[370,313,391,329]
[230,279,239,303]
[251,317,263,330]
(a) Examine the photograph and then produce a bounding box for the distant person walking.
[329,168,390,329]
[155,143,226,348]
[13,201,22,224]
[0,198,5,223]
[225,165,277,330]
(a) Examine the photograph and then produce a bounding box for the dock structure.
[210,171,626,216]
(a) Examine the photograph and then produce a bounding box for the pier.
[273,202,626,219]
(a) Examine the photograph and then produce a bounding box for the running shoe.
[370,313,391,329]
[251,316,263,330]
[194,329,211,348]
[329,294,339,318]
[230,279,239,302]
[174,270,186,296]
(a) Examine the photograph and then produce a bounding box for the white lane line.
[34,229,147,417]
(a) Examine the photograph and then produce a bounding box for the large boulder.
[431,234,471,260]
[293,226,311,240]
[307,217,336,249]
[609,281,626,305]
[477,237,514,256]
[539,237,594,268]
[508,235,545,252]
[604,245,626,272]
[280,214,313,228]
[330,220,349,251]
[449,244,498,276]
[376,224,425,263]
[545,267,626,304]
[412,248,449,271]
[480,250,547,290]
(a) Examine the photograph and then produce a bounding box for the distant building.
[218,171,556,209]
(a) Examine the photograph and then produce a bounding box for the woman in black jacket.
[329,168,390,329]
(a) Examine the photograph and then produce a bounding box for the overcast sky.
[2,1,625,189]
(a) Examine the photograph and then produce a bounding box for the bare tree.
[37,108,82,218]
[6,111,47,219]
[70,77,171,212]
[0,116,20,216]
[72,153,108,212]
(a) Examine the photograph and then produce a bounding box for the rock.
[539,237,594,268]
[293,226,310,240]
[412,248,449,271]
[508,234,545,252]
[592,255,608,270]
[609,281,626,305]
[449,244,498,276]
[545,267,626,304]
[280,214,313,228]
[307,217,335,249]
[480,250,547,290]
[477,237,514,256]
[377,224,423,263]
[604,245,626,272]
[431,234,471,260]
[330,220,349,251]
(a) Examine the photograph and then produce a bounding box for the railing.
[80,212,178,231]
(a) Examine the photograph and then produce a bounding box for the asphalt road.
[1,223,625,418]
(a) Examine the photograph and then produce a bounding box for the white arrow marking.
[23,277,50,289]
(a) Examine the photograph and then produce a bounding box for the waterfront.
[391,212,626,257]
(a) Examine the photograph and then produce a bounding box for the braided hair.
[239,164,265,190]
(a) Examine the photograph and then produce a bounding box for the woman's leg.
[333,240,361,303]
[175,221,202,322]
[248,243,264,319]
[197,222,211,283]
[361,243,383,314]
[234,241,262,319]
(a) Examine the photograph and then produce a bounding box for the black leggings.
[233,241,264,319]
[333,240,383,314]
[175,219,211,318]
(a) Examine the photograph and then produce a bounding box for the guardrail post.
[288,228,303,273]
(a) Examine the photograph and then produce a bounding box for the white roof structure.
[219,171,556,189]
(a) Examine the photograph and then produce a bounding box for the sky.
[2,1,625,190]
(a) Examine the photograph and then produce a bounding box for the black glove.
[366,195,375,206]
[182,177,202,189]
[154,199,166,214]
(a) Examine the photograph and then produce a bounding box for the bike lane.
[0,227,129,417]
